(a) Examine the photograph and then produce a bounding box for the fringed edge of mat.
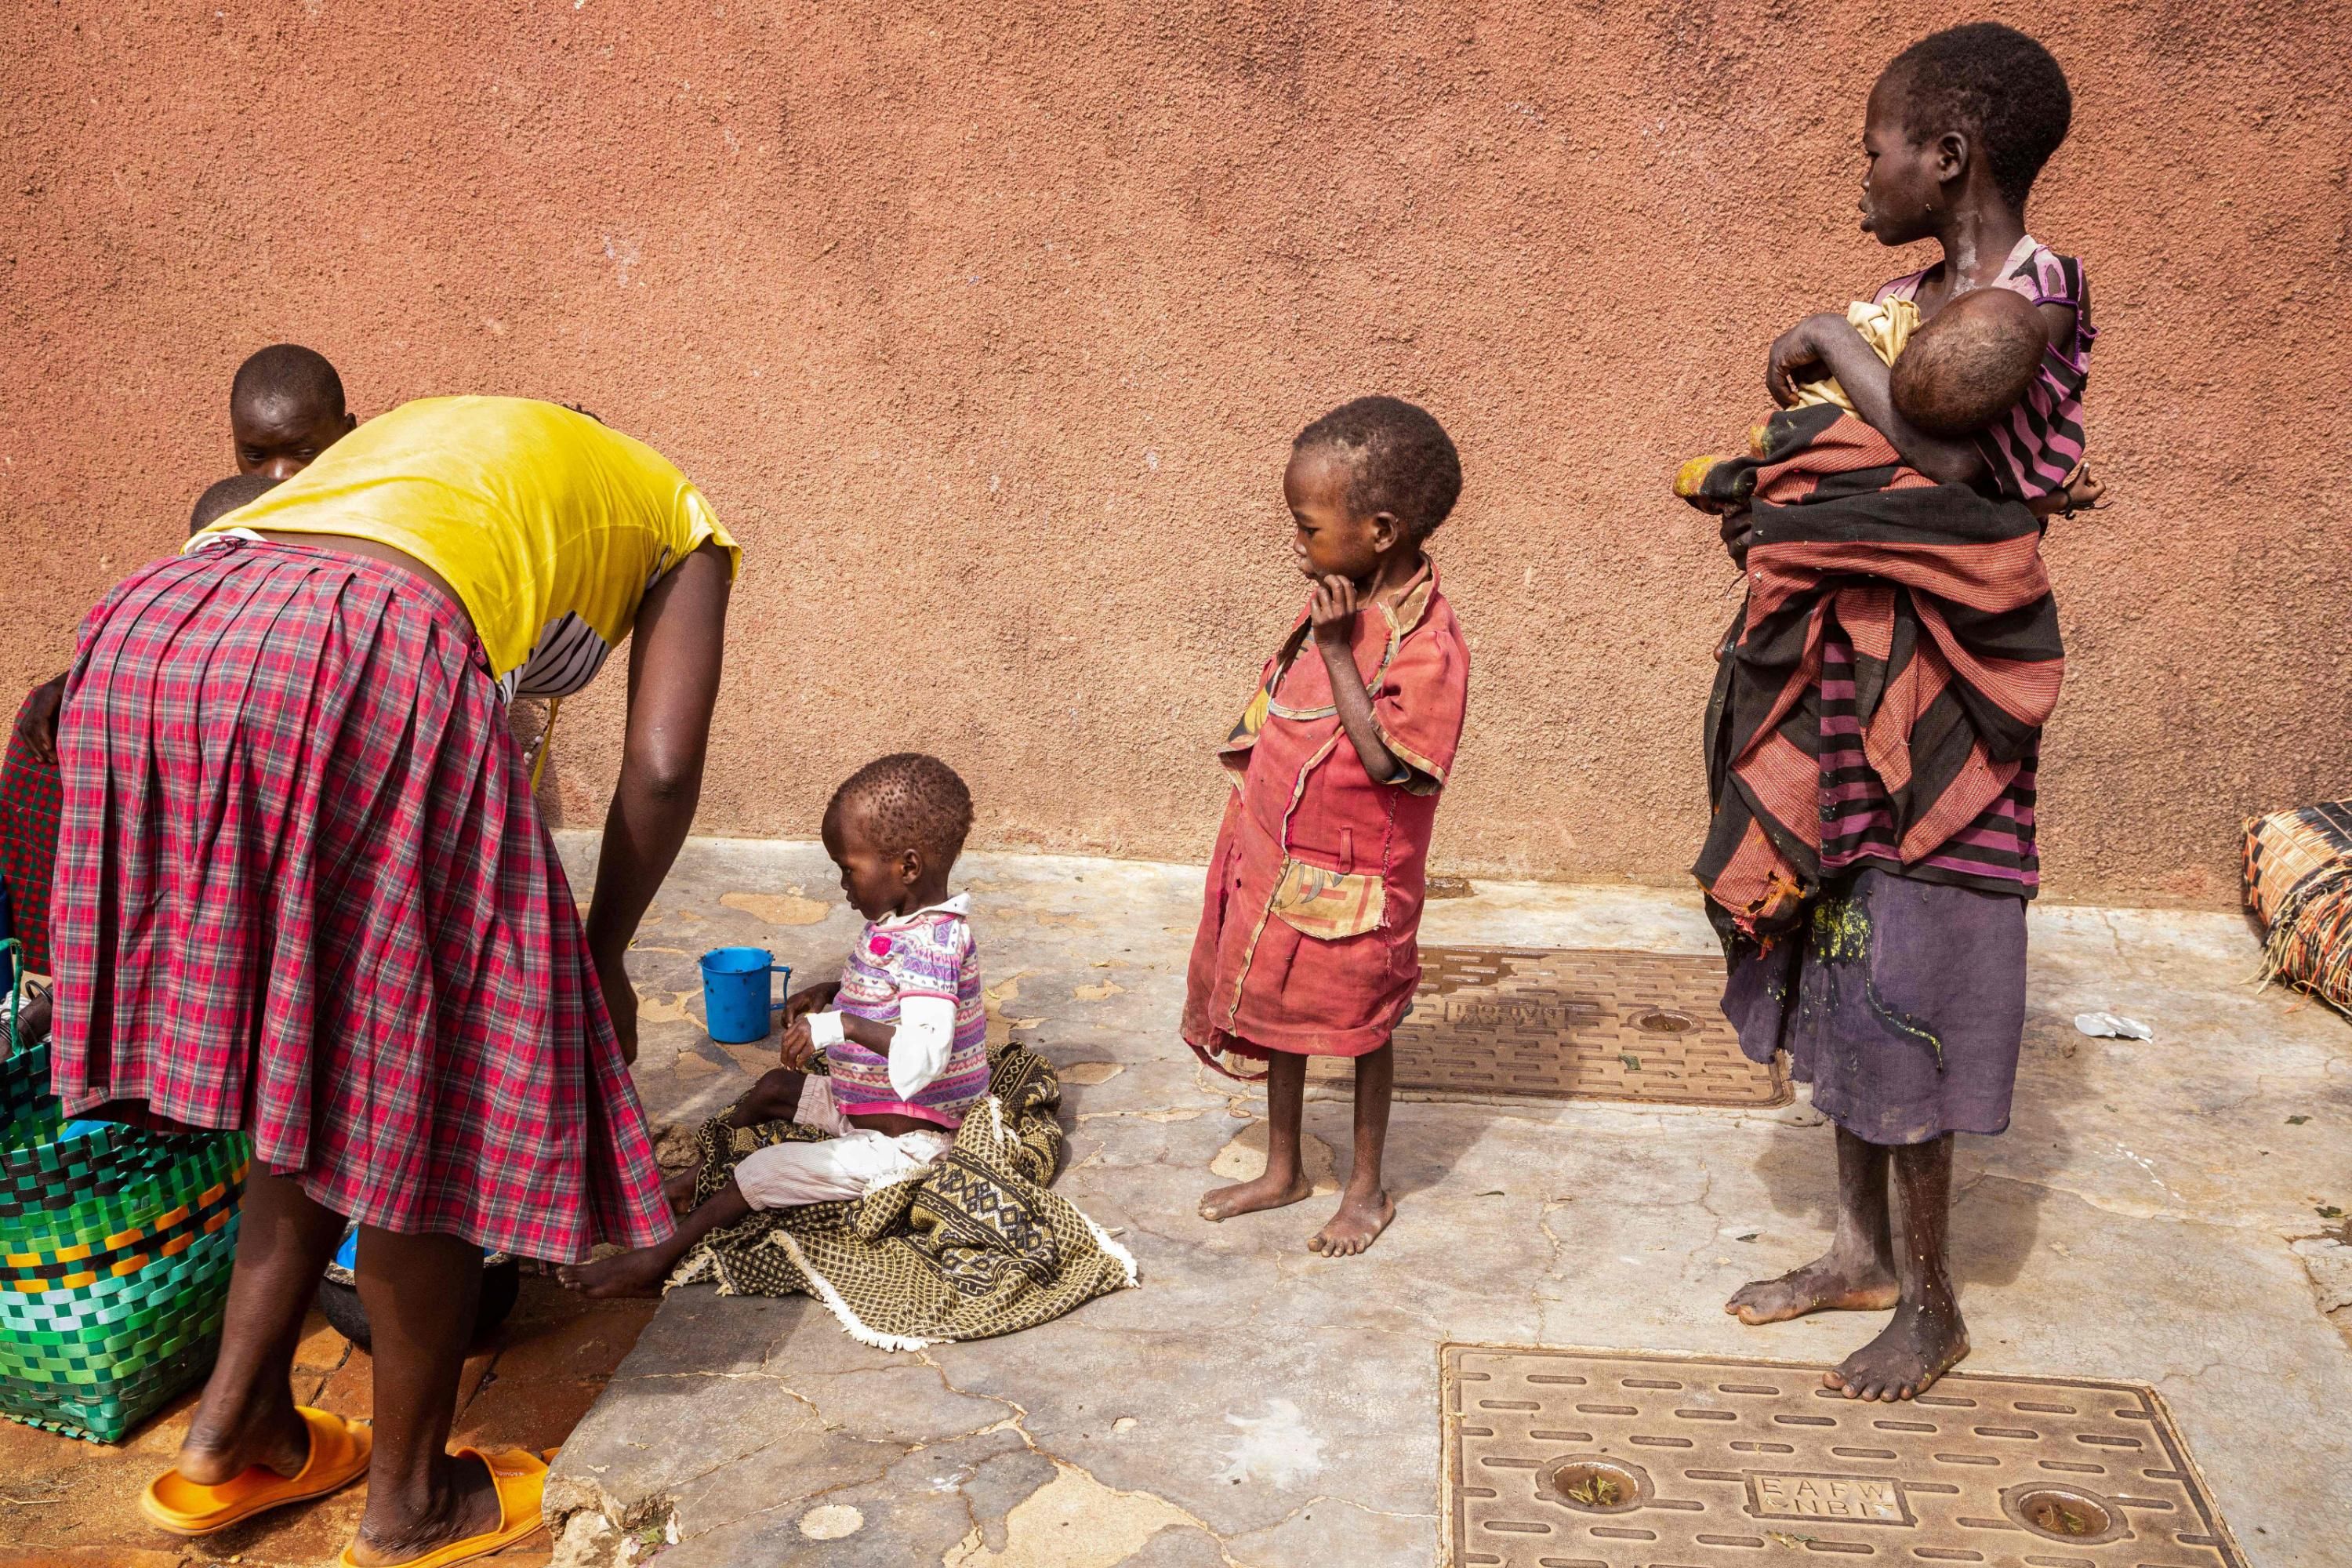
[667,1247,724,1294]
[1083,1214,1141,1289]
[2253,866,2352,1016]
[767,1225,941,1352]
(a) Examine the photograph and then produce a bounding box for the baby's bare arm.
[1773,314,1988,485]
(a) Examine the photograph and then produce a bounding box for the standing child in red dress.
[1184,397,1468,1258]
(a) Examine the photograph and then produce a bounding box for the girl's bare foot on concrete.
[1824,1305,1969,1401]
[557,1247,674,1299]
[1726,1247,1899,1324]
[1308,1186,1393,1257]
[1200,1171,1312,1222]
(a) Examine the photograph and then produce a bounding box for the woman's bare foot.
[662,1163,703,1215]
[1824,1305,1969,1401]
[557,1247,675,1300]
[1308,1187,1394,1257]
[174,1398,313,1485]
[347,1454,505,1567]
[1726,1247,1899,1325]
[1200,1171,1312,1222]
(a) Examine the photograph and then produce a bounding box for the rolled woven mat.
[2244,801,2352,1015]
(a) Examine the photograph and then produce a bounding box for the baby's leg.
[1824,1134,1968,1400]
[664,1067,810,1213]
[559,1181,754,1299]
[561,1131,880,1301]
[731,1066,811,1129]
[1726,1125,1900,1323]
[1200,1049,1312,1221]
[1310,1043,1396,1258]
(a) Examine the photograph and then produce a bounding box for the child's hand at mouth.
[1308,575,1363,645]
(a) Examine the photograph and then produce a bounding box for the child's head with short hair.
[188,473,281,535]
[1890,286,2046,437]
[821,753,974,921]
[1283,396,1461,583]
[1862,24,2071,243]
[230,343,356,481]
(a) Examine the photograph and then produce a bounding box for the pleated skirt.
[49,539,672,1261]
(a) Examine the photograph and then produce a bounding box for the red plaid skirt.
[49,540,672,1261]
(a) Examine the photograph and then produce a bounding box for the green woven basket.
[0,941,249,1443]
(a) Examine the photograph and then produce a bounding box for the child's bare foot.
[1200,1171,1312,1222]
[1308,1187,1393,1257]
[1726,1247,1899,1324]
[557,1247,675,1300]
[662,1164,703,1215]
[1824,1306,1969,1401]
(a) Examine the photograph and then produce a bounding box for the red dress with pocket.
[1183,561,1469,1072]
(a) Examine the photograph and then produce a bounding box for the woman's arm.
[13,673,67,764]
[1767,314,1987,486]
[583,542,734,1062]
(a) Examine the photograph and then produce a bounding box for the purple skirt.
[1721,869,2026,1145]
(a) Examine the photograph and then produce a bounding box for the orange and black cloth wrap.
[1693,404,2064,937]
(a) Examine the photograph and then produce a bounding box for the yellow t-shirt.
[187,396,741,698]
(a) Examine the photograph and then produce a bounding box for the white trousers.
[731,1074,952,1210]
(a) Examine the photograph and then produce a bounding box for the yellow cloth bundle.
[1790,297,1921,416]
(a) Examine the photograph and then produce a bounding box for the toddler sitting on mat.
[562,752,984,1298]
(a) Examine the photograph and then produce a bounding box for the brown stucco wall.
[4,2,2347,906]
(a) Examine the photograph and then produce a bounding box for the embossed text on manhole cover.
[1307,947,1787,1108]
[1440,1345,2245,1568]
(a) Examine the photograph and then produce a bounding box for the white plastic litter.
[2074,1011,2153,1040]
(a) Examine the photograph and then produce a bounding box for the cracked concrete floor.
[547,836,2352,1567]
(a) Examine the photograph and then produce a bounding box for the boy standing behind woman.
[1184,397,1468,1258]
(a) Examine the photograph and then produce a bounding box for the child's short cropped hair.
[189,474,279,535]
[231,343,348,420]
[1883,23,2072,209]
[1294,397,1463,543]
[1890,287,2046,438]
[830,753,974,866]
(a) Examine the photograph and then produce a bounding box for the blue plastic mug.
[699,946,793,1044]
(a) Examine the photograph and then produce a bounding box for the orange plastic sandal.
[140,1405,373,1536]
[336,1447,557,1568]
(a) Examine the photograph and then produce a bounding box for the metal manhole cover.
[1307,947,1788,1108]
[1442,1345,2245,1568]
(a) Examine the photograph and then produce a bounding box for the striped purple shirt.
[1817,635,2040,898]
[1877,235,2095,504]
[827,903,990,1130]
